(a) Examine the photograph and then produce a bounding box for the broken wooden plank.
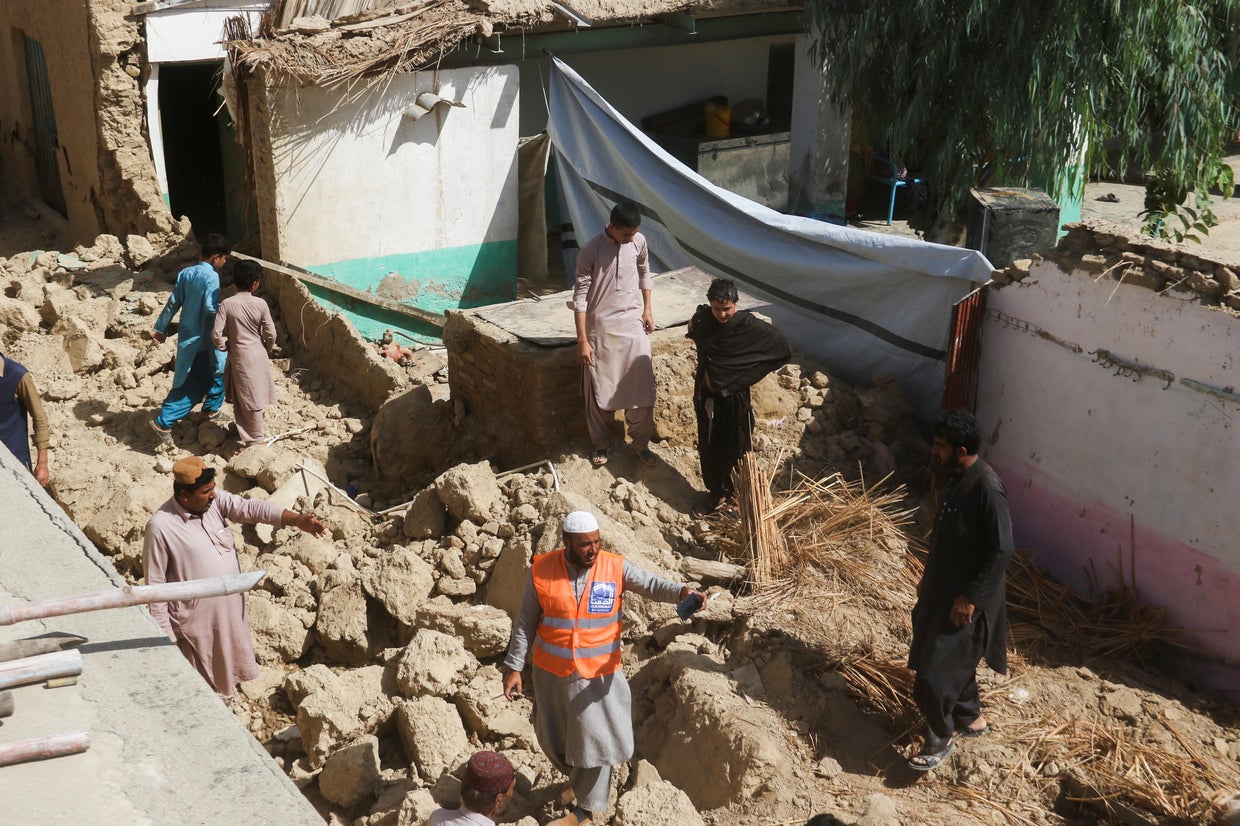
[232,252,446,329]
[680,557,746,585]
[0,634,87,665]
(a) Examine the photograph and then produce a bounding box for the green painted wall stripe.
[304,239,517,342]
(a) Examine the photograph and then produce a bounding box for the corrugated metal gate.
[23,35,67,217]
[940,286,987,412]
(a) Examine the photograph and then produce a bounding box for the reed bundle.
[1003,713,1237,824]
[1005,553,1186,661]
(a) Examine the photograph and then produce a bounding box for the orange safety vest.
[531,549,624,678]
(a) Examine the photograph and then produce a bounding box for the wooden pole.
[0,571,266,627]
[0,731,90,768]
[0,650,83,691]
[0,634,87,664]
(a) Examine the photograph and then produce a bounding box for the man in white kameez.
[502,511,705,826]
[144,455,326,699]
[569,202,656,468]
[211,260,277,446]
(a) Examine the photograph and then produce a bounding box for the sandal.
[954,723,989,739]
[908,740,955,772]
[637,448,657,466]
[690,497,720,518]
[589,449,608,468]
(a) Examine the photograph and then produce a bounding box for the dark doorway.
[159,62,227,237]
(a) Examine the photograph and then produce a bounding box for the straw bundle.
[1005,552,1187,662]
[731,452,788,587]
[1003,713,1237,824]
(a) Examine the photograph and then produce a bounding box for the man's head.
[931,409,982,471]
[233,260,262,292]
[606,202,642,245]
[562,510,602,569]
[706,278,740,324]
[201,233,232,271]
[459,750,516,816]
[172,455,217,514]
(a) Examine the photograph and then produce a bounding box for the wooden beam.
[233,252,446,329]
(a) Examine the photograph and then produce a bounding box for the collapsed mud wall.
[255,258,410,414]
[87,0,173,239]
[0,0,170,242]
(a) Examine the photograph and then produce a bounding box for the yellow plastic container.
[704,103,732,138]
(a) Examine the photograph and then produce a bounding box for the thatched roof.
[227,0,801,85]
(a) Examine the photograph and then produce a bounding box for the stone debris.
[4,233,1237,826]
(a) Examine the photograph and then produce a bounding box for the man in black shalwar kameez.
[686,278,790,516]
[907,409,1015,771]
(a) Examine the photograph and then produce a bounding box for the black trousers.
[694,387,754,499]
[913,664,982,750]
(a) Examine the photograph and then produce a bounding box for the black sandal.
[908,740,955,772]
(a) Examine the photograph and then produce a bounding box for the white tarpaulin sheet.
[547,57,994,418]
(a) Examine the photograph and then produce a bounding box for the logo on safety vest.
[588,581,617,613]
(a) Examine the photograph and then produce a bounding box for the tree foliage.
[807,0,1239,239]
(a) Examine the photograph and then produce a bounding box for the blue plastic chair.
[868,153,922,225]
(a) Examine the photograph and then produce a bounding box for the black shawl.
[686,306,791,396]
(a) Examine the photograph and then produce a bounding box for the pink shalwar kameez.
[211,292,277,445]
[569,229,655,450]
[143,490,284,696]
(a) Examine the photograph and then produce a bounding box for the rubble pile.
[3,234,1239,825]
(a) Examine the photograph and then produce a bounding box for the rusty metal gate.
[940,286,987,412]
[23,35,67,217]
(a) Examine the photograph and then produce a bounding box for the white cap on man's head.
[562,510,600,534]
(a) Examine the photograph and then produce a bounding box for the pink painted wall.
[975,260,1239,670]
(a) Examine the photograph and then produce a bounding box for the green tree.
[808,0,1239,242]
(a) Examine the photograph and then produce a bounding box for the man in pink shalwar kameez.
[144,455,326,698]
[211,260,278,446]
[569,202,656,468]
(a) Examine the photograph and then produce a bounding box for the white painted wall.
[262,65,520,265]
[789,32,849,214]
[975,261,1240,664]
[517,37,794,136]
[145,2,269,64]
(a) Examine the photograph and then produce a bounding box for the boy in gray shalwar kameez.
[502,511,705,826]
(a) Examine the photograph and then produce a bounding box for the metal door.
[23,35,67,217]
[940,287,987,413]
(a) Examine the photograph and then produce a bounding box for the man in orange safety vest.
[502,510,706,826]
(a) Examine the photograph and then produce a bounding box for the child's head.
[201,233,232,270]
[607,202,642,244]
[233,260,262,292]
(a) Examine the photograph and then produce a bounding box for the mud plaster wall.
[977,225,1239,668]
[0,1,169,243]
[443,311,696,468]
[257,260,410,413]
[244,65,520,321]
[0,1,101,238]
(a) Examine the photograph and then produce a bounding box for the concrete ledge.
[0,451,323,825]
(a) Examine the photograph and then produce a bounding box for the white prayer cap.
[562,511,600,534]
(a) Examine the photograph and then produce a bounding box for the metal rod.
[0,731,90,768]
[0,571,266,627]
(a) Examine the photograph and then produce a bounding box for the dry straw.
[714,455,1238,824]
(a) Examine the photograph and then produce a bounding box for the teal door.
[23,35,66,217]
